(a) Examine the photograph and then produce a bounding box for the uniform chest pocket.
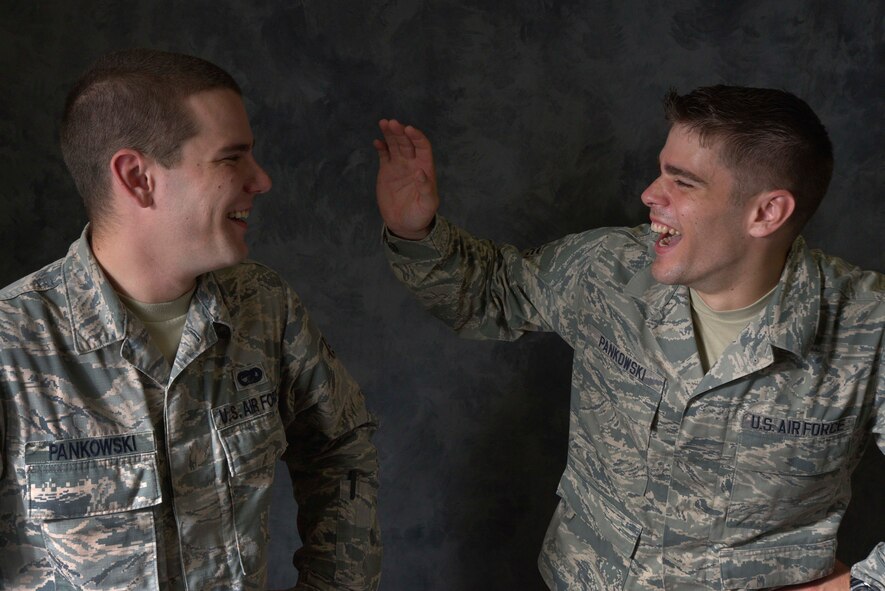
[724,416,855,533]
[583,326,665,452]
[213,399,288,576]
[26,434,162,591]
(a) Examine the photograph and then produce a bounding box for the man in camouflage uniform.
[0,49,381,590]
[373,87,883,590]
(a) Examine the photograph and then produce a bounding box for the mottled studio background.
[1,1,883,589]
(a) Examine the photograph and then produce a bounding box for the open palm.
[374,119,439,240]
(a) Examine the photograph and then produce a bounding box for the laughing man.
[374,86,883,590]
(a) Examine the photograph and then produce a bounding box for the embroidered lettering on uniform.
[522,246,542,257]
[597,334,647,382]
[242,397,260,415]
[47,435,138,461]
[744,413,850,437]
[237,367,264,387]
[214,393,279,428]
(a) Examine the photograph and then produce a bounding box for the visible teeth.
[650,222,681,236]
[228,210,249,221]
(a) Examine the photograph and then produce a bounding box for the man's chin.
[650,262,682,286]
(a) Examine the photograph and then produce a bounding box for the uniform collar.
[63,225,233,355]
[760,236,821,358]
[63,225,128,354]
[623,237,681,326]
[623,235,821,359]
[190,268,232,333]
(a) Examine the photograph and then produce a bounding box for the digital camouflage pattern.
[0,227,382,591]
[385,216,884,590]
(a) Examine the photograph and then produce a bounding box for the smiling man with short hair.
[0,49,381,591]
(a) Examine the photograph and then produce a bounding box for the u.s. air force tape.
[742,413,854,438]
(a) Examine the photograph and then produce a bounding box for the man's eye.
[223,156,240,162]
[675,179,693,188]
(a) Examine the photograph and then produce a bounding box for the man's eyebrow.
[663,163,707,186]
[216,141,254,155]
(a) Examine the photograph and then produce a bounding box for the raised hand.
[373,119,439,240]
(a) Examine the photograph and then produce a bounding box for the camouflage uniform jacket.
[0,228,382,591]
[385,216,884,590]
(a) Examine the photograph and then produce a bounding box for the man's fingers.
[404,125,432,157]
[379,119,406,160]
[378,118,421,160]
[404,125,434,172]
[391,122,416,159]
[372,138,390,163]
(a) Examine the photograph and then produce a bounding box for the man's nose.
[640,177,665,208]
[248,160,273,195]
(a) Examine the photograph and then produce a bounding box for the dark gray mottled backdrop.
[1,1,883,589]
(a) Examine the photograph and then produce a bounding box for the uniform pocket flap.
[719,538,836,590]
[738,414,855,475]
[215,409,287,477]
[26,433,161,521]
[556,464,641,560]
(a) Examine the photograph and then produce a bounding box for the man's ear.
[109,149,155,208]
[748,189,796,238]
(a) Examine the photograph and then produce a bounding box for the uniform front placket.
[661,321,776,589]
[163,289,234,591]
[625,285,705,589]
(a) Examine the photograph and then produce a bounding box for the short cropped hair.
[60,49,241,225]
[664,85,833,231]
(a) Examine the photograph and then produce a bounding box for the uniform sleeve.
[850,306,885,590]
[0,381,5,481]
[384,216,577,342]
[277,285,381,591]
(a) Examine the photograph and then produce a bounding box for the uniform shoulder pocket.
[335,474,381,589]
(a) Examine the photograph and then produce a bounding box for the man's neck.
[692,248,788,312]
[90,229,197,303]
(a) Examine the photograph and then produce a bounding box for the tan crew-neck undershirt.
[689,285,777,373]
[118,288,195,365]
